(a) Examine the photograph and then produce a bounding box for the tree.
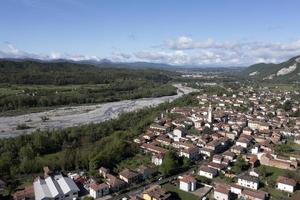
[259,166,267,178]
[182,157,191,169]
[232,156,249,174]
[82,197,94,200]
[202,126,213,135]
[159,150,179,176]
[283,100,292,111]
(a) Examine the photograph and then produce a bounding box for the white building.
[214,185,230,200]
[198,166,218,179]
[179,175,196,192]
[173,127,185,138]
[151,153,164,166]
[89,183,110,198]
[34,175,80,200]
[251,144,260,154]
[276,176,297,193]
[237,175,259,190]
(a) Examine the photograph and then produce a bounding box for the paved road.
[0,84,198,138]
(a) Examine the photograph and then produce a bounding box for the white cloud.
[1,37,300,66]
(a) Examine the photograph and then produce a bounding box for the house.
[246,155,259,168]
[13,186,34,200]
[141,143,168,155]
[249,168,260,177]
[259,153,298,171]
[33,175,80,200]
[152,153,164,166]
[198,165,218,179]
[200,147,214,157]
[230,184,243,196]
[142,185,171,200]
[150,123,168,133]
[214,184,231,200]
[230,145,246,155]
[89,183,110,198]
[236,137,251,148]
[173,127,186,138]
[276,176,297,193]
[237,175,259,190]
[212,155,223,164]
[179,175,196,192]
[156,135,172,146]
[99,167,110,178]
[105,174,126,192]
[119,169,141,184]
[208,162,226,171]
[294,135,300,144]
[223,151,236,161]
[241,188,267,200]
[180,146,199,160]
[251,144,261,154]
[137,165,156,180]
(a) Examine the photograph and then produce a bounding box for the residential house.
[137,165,156,180]
[119,169,141,184]
[208,162,226,171]
[180,146,199,161]
[179,175,196,192]
[89,183,109,198]
[142,185,171,200]
[276,176,297,193]
[99,167,110,178]
[105,174,126,192]
[13,186,34,200]
[259,153,297,171]
[237,175,259,190]
[198,165,218,179]
[200,147,214,158]
[241,188,267,200]
[214,184,231,200]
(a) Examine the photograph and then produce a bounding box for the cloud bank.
[1,37,300,66]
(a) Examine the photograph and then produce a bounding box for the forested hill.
[241,55,300,83]
[0,60,175,85]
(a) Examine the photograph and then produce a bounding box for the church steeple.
[207,103,213,123]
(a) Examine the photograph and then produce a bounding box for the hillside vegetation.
[241,55,300,83]
[0,60,177,113]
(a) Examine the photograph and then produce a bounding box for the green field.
[258,165,300,200]
[162,183,199,200]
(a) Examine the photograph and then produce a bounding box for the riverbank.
[0,84,198,138]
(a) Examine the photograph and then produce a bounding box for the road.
[0,84,198,138]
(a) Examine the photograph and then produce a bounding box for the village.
[8,85,300,200]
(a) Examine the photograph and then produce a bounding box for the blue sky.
[1,0,300,66]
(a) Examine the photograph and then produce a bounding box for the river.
[0,84,198,138]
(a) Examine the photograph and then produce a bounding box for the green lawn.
[162,183,199,200]
[115,153,152,172]
[258,165,300,200]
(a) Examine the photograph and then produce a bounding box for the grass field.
[162,183,199,200]
[258,165,300,200]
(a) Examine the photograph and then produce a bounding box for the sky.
[1,0,300,66]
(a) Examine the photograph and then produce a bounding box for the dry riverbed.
[0,84,198,138]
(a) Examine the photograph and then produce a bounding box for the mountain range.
[241,55,300,83]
